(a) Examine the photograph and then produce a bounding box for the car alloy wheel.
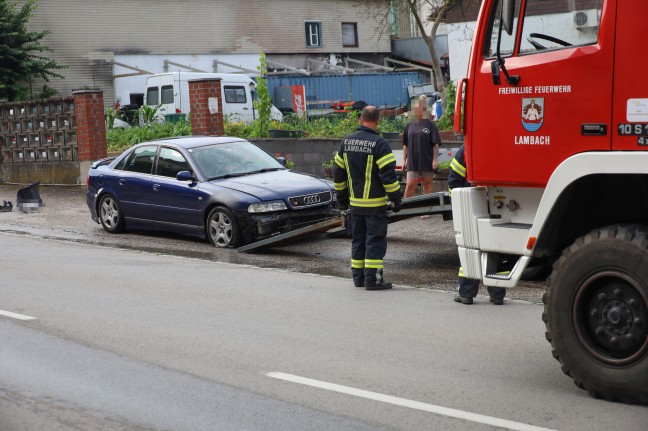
[99,194,125,233]
[206,206,240,248]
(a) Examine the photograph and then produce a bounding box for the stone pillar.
[74,89,108,183]
[188,78,224,136]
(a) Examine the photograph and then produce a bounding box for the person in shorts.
[402,94,442,198]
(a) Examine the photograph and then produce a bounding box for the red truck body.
[458,0,647,187]
[452,0,648,404]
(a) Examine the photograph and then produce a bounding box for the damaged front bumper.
[236,205,340,243]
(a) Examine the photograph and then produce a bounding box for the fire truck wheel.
[543,225,648,405]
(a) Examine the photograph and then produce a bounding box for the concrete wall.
[249,138,404,177]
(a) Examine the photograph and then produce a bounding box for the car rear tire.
[98,194,125,233]
[206,206,240,248]
[543,225,648,404]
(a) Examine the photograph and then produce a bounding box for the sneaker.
[489,297,504,305]
[454,293,473,304]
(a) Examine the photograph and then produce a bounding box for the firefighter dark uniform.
[334,124,402,290]
[449,145,506,304]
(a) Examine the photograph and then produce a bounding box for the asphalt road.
[0,184,546,302]
[1,233,647,430]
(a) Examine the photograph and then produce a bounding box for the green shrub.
[107,119,192,152]
[436,81,456,132]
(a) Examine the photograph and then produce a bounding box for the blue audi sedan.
[85,136,338,247]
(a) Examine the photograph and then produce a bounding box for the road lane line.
[0,309,36,321]
[266,372,557,431]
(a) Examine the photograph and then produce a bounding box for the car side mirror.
[276,156,287,166]
[176,170,195,182]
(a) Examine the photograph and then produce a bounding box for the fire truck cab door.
[612,0,648,150]
[469,0,612,187]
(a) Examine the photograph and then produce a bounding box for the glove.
[390,198,402,213]
[337,198,349,211]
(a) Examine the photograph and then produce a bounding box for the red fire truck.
[452,0,647,403]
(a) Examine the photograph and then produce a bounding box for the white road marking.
[266,372,557,431]
[0,309,36,321]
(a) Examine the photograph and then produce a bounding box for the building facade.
[25,0,393,107]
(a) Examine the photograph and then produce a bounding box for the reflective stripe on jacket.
[333,125,402,214]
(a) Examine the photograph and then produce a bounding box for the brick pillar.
[73,89,107,161]
[189,78,224,136]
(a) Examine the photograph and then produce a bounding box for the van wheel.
[206,206,240,248]
[543,225,648,404]
[98,194,125,233]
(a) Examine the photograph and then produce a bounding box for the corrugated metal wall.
[268,72,427,110]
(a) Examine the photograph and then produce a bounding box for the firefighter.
[334,106,402,290]
[449,145,506,305]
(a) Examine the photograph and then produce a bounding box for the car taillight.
[86,175,90,190]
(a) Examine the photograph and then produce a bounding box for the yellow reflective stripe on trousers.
[365,259,383,269]
[335,152,345,168]
[350,196,388,207]
[343,153,354,199]
[334,181,348,191]
[458,266,464,277]
[363,155,373,199]
[384,180,400,193]
[351,259,365,269]
[450,158,466,177]
[376,153,395,169]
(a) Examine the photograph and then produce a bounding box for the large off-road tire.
[543,225,648,404]
[98,194,125,233]
[206,206,241,248]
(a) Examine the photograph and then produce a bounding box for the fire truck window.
[484,0,521,59]
[519,0,602,54]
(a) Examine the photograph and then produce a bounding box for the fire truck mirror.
[502,0,515,35]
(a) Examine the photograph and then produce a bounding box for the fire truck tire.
[543,225,648,405]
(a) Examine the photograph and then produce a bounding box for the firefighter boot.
[352,268,365,287]
[364,269,392,290]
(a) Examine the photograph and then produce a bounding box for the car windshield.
[189,141,286,180]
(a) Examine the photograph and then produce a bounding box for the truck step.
[485,272,511,280]
[493,222,532,229]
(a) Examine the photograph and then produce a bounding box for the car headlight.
[248,201,288,213]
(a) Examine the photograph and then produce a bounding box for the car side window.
[122,145,157,174]
[156,147,190,178]
[114,154,128,170]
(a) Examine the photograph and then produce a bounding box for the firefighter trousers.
[458,268,506,300]
[350,212,388,285]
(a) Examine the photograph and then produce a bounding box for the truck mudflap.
[237,192,451,252]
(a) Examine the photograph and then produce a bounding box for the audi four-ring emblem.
[302,194,321,205]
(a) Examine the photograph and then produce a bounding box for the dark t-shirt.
[403,119,441,172]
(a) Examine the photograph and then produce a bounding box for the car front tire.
[98,194,125,233]
[206,206,240,248]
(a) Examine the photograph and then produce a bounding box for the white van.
[143,72,282,123]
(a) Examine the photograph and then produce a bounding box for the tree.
[359,0,474,110]
[0,0,65,101]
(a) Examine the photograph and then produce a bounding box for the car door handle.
[153,183,160,191]
[119,179,126,186]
